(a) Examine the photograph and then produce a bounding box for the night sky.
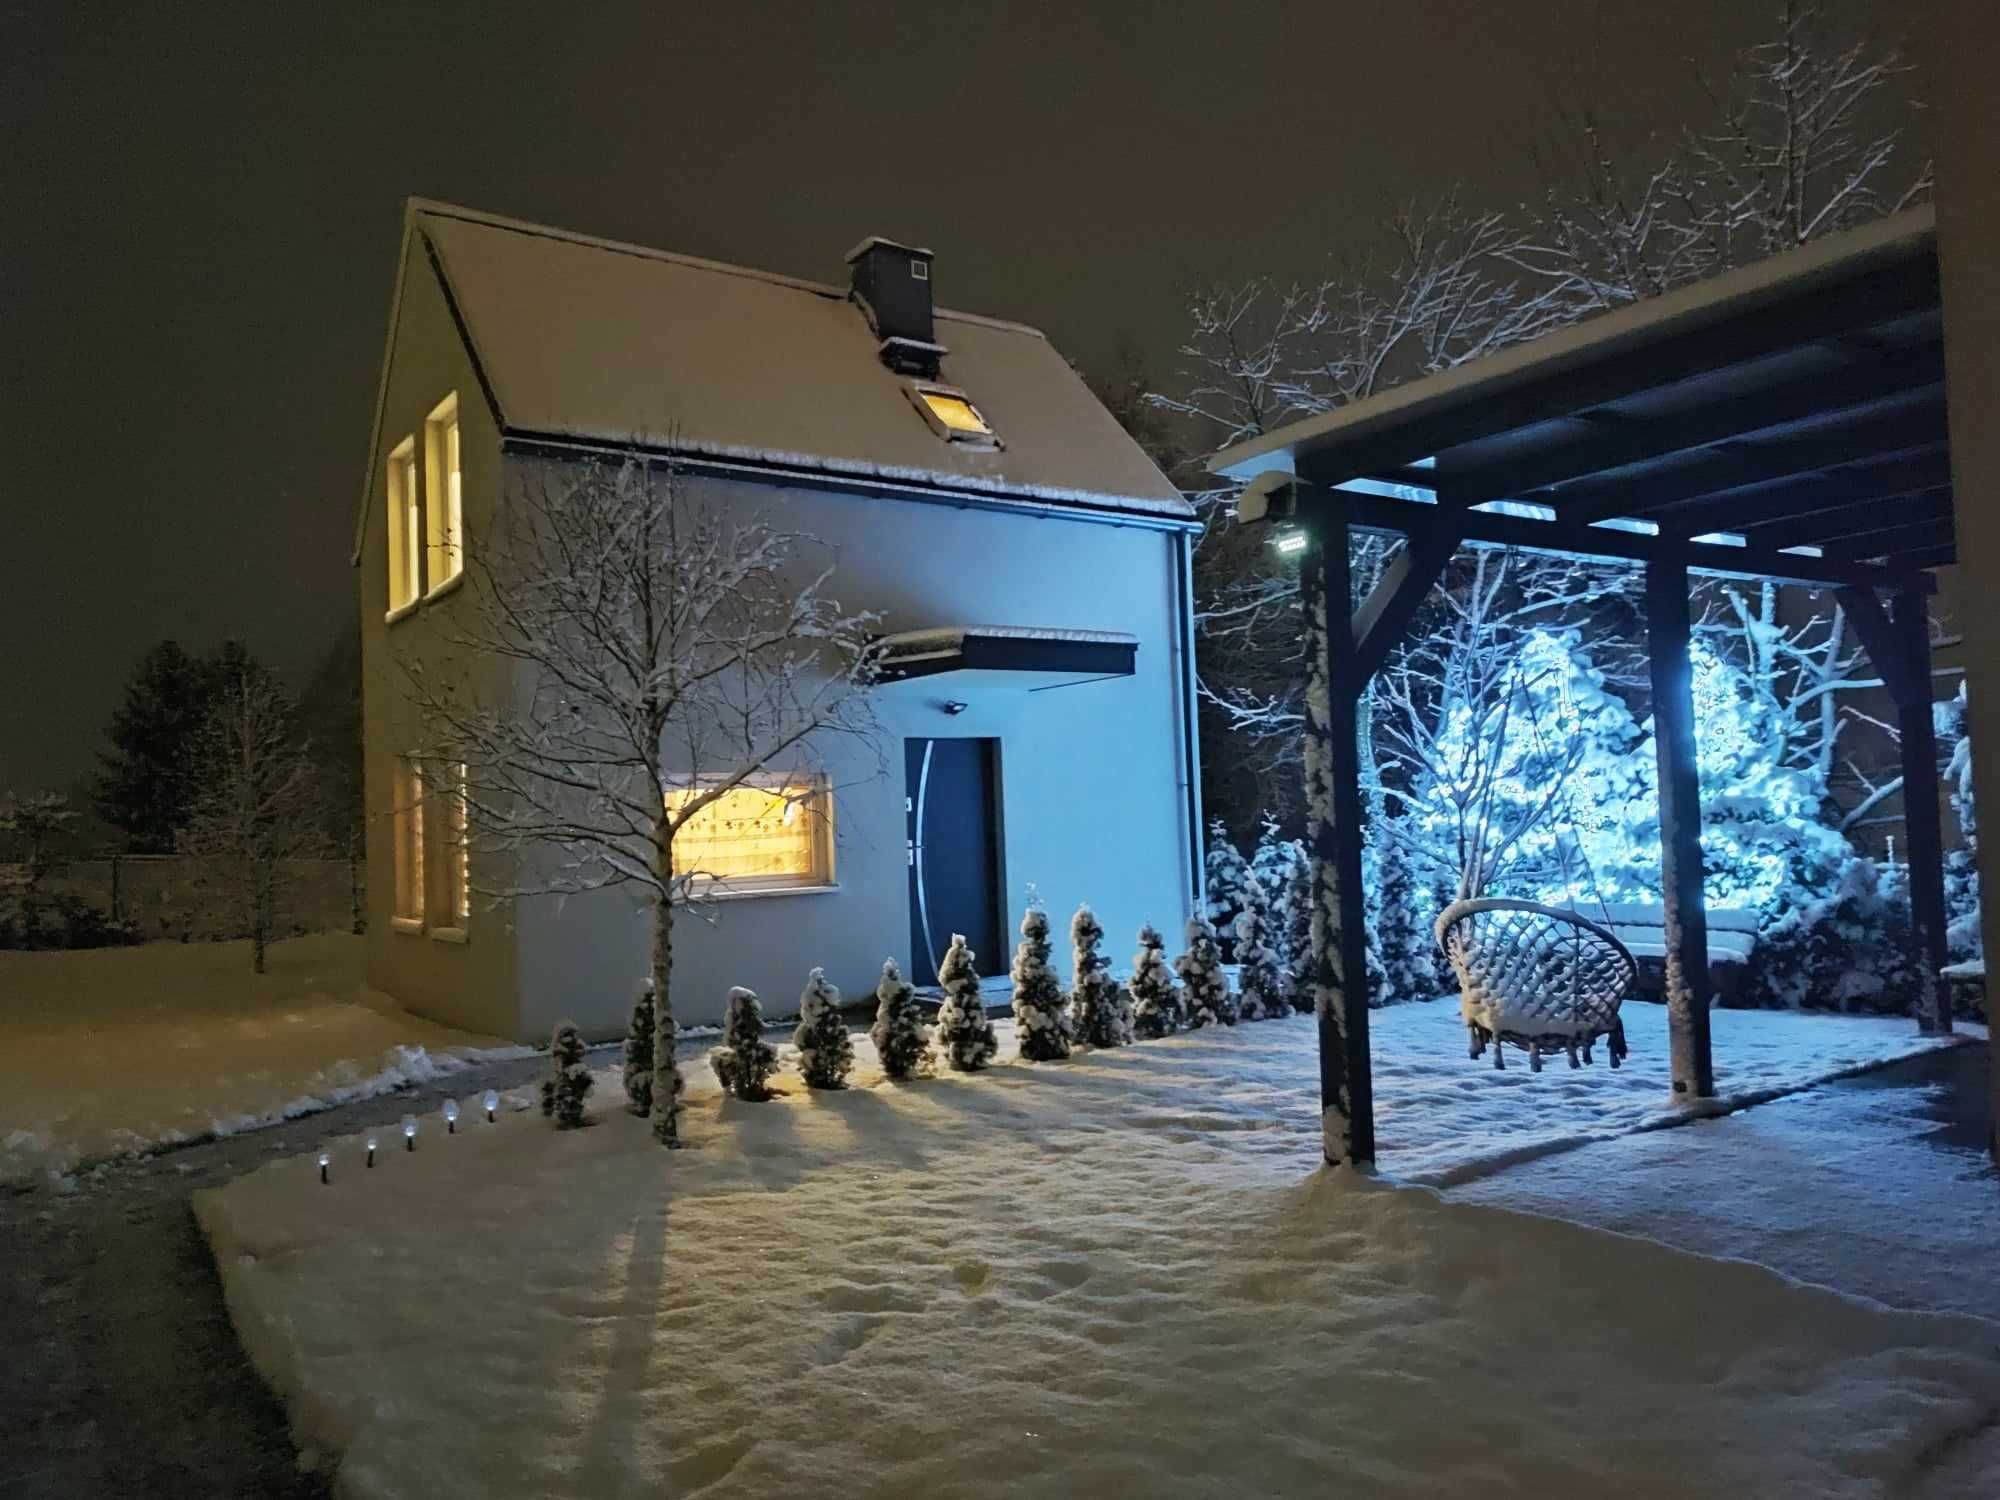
[2,1,1913,793]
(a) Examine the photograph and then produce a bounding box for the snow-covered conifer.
[933,934,997,1071]
[1278,841,1314,1013]
[1070,904,1131,1047]
[869,958,931,1079]
[1011,904,1072,1061]
[1130,923,1184,1038]
[1176,915,1235,1027]
[1204,820,1252,961]
[710,987,779,1100]
[793,967,855,1089]
[622,980,655,1114]
[539,1021,594,1127]
[1234,880,1286,1021]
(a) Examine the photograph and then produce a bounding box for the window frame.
[428,760,471,942]
[905,383,1002,450]
[423,393,464,601]
[665,772,837,898]
[385,436,422,619]
[390,757,426,932]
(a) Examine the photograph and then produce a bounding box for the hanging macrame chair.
[1429,604,1639,1072]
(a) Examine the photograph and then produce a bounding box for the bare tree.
[182,665,325,973]
[401,455,879,1147]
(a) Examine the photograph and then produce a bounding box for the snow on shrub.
[933,934,998,1072]
[869,958,931,1079]
[1070,904,1131,1047]
[622,980,655,1116]
[1130,923,1184,1038]
[793,968,855,1089]
[539,1022,594,1128]
[710,988,779,1100]
[1204,820,1251,962]
[1175,914,1235,1027]
[1233,880,1286,1021]
[1011,904,1072,1061]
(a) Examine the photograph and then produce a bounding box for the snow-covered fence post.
[1645,559,1715,1100]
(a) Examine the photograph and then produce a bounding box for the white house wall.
[509,470,1196,1038]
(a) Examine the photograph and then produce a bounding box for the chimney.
[846,236,945,377]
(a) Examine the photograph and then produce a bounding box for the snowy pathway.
[198,1010,2000,1499]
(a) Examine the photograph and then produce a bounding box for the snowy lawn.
[0,935,527,1184]
[199,1010,2000,1499]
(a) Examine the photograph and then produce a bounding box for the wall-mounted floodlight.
[1274,528,1308,556]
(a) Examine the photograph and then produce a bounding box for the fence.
[20,856,364,943]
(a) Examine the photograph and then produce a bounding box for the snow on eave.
[875,625,1140,656]
[1208,205,1939,483]
[349,208,421,567]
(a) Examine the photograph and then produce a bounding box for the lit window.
[432,761,470,931]
[425,393,463,592]
[666,775,834,893]
[907,384,999,446]
[392,758,425,926]
[386,437,421,612]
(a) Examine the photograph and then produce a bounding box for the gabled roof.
[353,201,1188,563]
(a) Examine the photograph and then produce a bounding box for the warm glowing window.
[666,775,833,893]
[917,387,992,437]
[386,437,421,612]
[432,761,470,930]
[425,393,463,592]
[392,758,425,925]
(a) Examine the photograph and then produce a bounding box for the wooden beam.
[1318,484,1933,593]
[1733,485,1953,552]
[1302,516,1375,1166]
[1646,558,1716,1101]
[1651,453,1956,540]
[1819,516,1957,561]
[1892,581,1952,1034]
[1348,529,1459,684]
[1440,359,1944,506]
[1836,584,1920,703]
[1884,545,1957,572]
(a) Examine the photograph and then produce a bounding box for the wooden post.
[1892,581,1951,1034]
[1301,509,1375,1166]
[1645,558,1715,1100]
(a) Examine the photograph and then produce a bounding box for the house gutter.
[1171,526,1206,908]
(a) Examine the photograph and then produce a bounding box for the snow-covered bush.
[933,934,998,1071]
[1940,685,1982,963]
[1011,904,1072,1061]
[1233,881,1286,1020]
[793,968,855,1089]
[869,958,931,1079]
[539,1021,594,1128]
[622,980,654,1115]
[1070,904,1131,1046]
[710,987,779,1100]
[1748,859,1922,1012]
[1204,820,1251,961]
[1175,914,1235,1027]
[1130,923,1184,1037]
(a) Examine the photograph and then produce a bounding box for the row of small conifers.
[534,902,1312,1124]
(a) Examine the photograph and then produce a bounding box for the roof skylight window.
[907,384,999,447]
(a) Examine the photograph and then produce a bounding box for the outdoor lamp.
[402,1115,418,1151]
[366,1135,378,1168]
[483,1089,499,1123]
[318,1150,331,1185]
[443,1099,460,1134]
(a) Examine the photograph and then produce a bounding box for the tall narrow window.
[666,774,834,894]
[391,758,425,927]
[425,393,463,593]
[386,437,421,613]
[434,761,470,932]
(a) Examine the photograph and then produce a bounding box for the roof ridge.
[406,198,1047,340]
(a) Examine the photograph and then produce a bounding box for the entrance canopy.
[873,625,1137,689]
[1208,207,1957,1169]
[1214,208,1948,592]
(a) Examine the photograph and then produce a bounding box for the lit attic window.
[907,384,999,446]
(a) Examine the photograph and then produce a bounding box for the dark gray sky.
[1,0,1910,792]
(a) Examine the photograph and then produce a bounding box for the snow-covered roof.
[398,201,1189,522]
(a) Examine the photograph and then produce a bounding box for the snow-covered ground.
[0,935,528,1184]
[198,1008,1999,1499]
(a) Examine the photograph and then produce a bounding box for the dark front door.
[906,737,1003,986]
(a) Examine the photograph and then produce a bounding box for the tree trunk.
[649,835,684,1147]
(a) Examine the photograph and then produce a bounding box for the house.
[352,201,1200,1040]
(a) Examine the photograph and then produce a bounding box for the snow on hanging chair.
[1434,898,1637,1072]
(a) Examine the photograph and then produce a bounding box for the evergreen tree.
[1176,915,1235,1027]
[1130,923,1184,1038]
[710,987,779,1100]
[1070,904,1131,1047]
[622,980,655,1115]
[793,967,855,1089]
[1233,880,1286,1020]
[539,1021,594,1127]
[1204,819,1252,962]
[933,933,997,1071]
[94,640,235,852]
[869,958,931,1079]
[1010,904,1072,1060]
[1278,840,1315,1012]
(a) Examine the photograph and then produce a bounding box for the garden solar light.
[443,1099,460,1133]
[317,1150,331,1185]
[402,1115,418,1151]
[483,1089,499,1123]
[365,1134,378,1168]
